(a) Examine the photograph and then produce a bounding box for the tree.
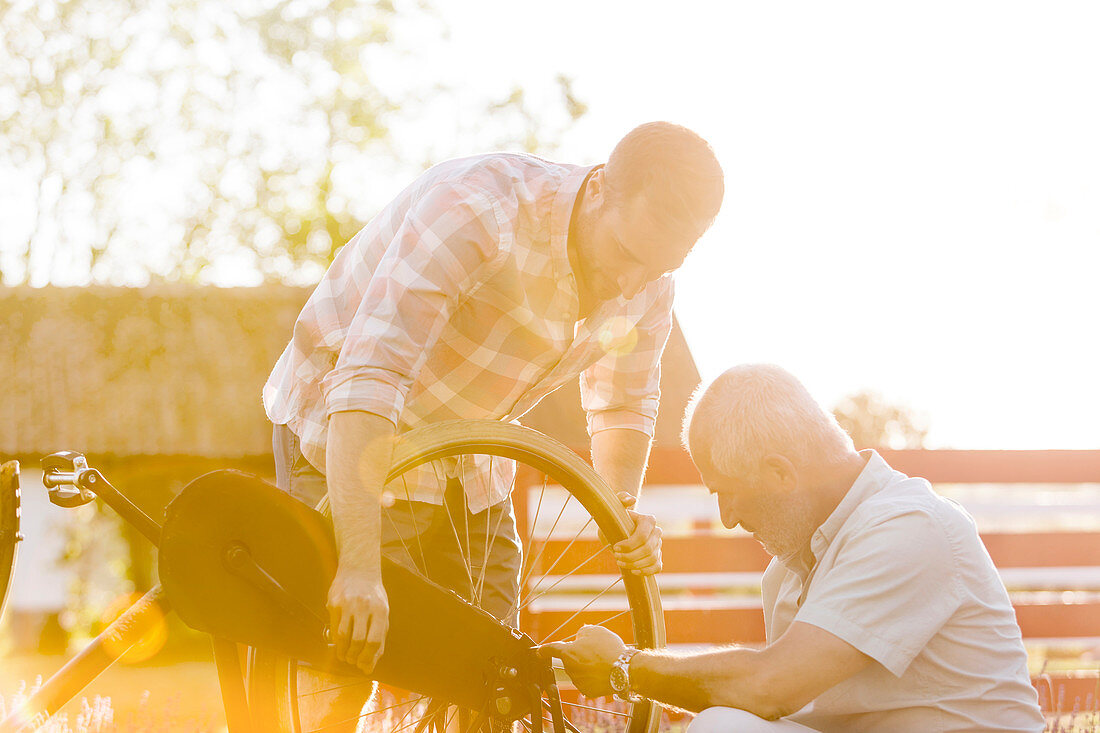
[0,0,587,643]
[0,0,585,286]
[833,390,929,449]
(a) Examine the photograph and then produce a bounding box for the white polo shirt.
[762,450,1044,732]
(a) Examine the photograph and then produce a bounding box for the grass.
[0,652,224,732]
[1049,713,1100,733]
[1,651,1097,732]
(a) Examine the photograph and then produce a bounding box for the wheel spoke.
[440,483,476,598]
[252,421,662,733]
[537,574,626,644]
[442,703,459,733]
[364,695,423,717]
[591,607,632,632]
[401,474,430,572]
[460,702,493,733]
[520,538,611,613]
[302,692,423,732]
[388,694,428,732]
[526,516,596,591]
[297,678,375,698]
[512,471,548,616]
[518,488,573,591]
[304,708,377,733]
[462,484,472,598]
[559,699,631,718]
[411,697,447,733]
[510,493,575,624]
[386,505,424,574]
[543,698,585,733]
[526,473,549,564]
[475,457,511,608]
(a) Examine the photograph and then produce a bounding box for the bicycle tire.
[248,420,666,733]
[0,461,21,621]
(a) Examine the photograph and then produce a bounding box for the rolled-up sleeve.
[320,183,508,425]
[581,281,674,438]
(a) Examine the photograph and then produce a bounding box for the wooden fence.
[523,448,1100,713]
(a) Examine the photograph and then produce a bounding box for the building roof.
[0,286,700,459]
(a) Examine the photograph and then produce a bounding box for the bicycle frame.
[0,456,254,733]
[1,453,568,733]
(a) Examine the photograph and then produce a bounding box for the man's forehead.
[687,433,720,480]
[689,437,750,491]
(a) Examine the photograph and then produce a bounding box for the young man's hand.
[539,625,627,698]
[610,492,663,575]
[324,411,395,674]
[328,564,389,673]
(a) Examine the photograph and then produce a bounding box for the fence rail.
[521,446,1100,713]
[640,447,1100,485]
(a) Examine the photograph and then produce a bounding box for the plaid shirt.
[263,154,674,511]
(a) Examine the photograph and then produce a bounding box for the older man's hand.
[538,625,627,698]
[610,492,663,575]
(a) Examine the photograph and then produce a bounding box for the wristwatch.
[609,647,643,702]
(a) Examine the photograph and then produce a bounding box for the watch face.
[609,665,629,693]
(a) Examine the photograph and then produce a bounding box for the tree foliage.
[0,0,585,286]
[833,390,929,449]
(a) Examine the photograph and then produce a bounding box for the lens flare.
[598,317,639,357]
[100,592,168,663]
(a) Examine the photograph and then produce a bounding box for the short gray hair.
[682,364,855,480]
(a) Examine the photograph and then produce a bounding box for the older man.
[544,364,1044,732]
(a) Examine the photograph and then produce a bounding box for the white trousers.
[687,707,815,733]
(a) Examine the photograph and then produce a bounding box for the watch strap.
[610,646,643,702]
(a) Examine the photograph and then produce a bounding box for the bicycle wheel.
[249,420,665,733]
[0,461,21,620]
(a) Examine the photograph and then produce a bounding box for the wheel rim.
[0,461,21,621]
[250,420,666,733]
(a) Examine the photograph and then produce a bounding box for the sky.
[5,1,1097,450]
[422,0,1100,449]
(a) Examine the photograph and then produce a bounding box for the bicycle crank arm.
[221,540,327,631]
[41,452,162,544]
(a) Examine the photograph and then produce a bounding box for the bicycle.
[0,420,667,732]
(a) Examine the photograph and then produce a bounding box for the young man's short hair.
[604,121,725,242]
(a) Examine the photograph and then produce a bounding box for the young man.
[263,122,725,689]
[544,364,1045,732]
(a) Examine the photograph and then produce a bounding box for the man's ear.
[586,167,606,207]
[761,454,798,493]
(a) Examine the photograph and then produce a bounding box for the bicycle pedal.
[41,452,97,508]
[42,451,86,472]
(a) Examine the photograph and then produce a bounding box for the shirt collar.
[782,449,894,576]
[810,449,894,557]
[551,163,601,284]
